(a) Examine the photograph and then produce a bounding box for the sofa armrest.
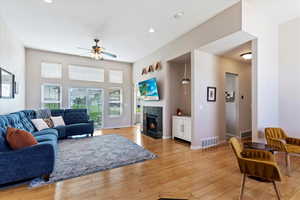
[286,137,300,146]
[239,157,282,181]
[267,138,288,152]
[0,143,55,184]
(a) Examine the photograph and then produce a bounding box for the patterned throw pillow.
[6,127,38,150]
[31,119,49,131]
[50,116,65,127]
[43,118,54,128]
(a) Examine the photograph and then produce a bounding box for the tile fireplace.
[142,106,163,139]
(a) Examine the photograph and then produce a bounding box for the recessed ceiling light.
[44,0,53,3]
[240,52,252,60]
[149,27,155,33]
[174,11,184,19]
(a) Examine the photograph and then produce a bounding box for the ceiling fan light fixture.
[240,52,252,60]
[182,78,191,85]
[149,27,155,33]
[44,0,53,3]
[174,11,184,19]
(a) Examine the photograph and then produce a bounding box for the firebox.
[142,106,163,139]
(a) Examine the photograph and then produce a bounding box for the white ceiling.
[0,0,240,62]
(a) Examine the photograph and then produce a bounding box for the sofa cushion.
[18,112,36,133]
[36,109,51,119]
[63,109,89,125]
[0,128,11,152]
[50,109,65,117]
[6,127,38,150]
[32,128,58,138]
[6,113,26,130]
[0,115,10,131]
[44,118,54,128]
[21,110,36,120]
[66,123,93,136]
[51,116,65,127]
[31,119,49,131]
[54,125,67,139]
[35,134,57,143]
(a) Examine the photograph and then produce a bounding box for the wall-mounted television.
[138,78,159,101]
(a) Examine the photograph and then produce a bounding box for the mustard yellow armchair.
[265,127,300,175]
[230,137,282,200]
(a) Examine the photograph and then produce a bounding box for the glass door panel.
[69,88,104,128]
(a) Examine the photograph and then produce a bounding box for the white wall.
[133,3,242,138]
[0,16,25,114]
[279,17,300,137]
[25,49,132,129]
[242,0,280,140]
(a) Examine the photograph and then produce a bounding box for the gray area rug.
[30,134,156,187]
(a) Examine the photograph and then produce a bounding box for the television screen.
[138,78,159,101]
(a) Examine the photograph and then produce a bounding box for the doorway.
[225,73,239,138]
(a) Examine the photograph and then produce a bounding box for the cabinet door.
[184,118,192,142]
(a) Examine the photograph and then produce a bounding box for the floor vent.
[200,136,219,149]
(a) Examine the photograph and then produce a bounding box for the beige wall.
[279,17,300,137]
[133,3,242,138]
[193,52,251,141]
[26,49,133,129]
[0,16,25,114]
[168,61,191,116]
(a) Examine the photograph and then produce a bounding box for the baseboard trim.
[101,125,132,130]
[163,136,172,139]
[191,139,227,150]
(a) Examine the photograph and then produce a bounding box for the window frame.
[41,62,62,79]
[68,65,105,83]
[108,87,123,118]
[41,83,62,109]
[109,70,123,84]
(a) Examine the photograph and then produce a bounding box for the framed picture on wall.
[0,68,15,99]
[207,87,216,102]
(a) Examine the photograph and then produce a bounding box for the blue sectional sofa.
[0,109,94,185]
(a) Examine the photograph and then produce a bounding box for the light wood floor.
[1,127,300,200]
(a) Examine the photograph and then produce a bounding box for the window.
[41,62,62,79]
[41,84,62,109]
[69,88,104,128]
[109,70,123,83]
[69,65,104,82]
[108,88,122,117]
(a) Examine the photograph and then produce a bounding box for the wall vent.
[200,136,219,149]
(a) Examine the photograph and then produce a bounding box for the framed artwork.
[207,87,216,102]
[0,68,15,99]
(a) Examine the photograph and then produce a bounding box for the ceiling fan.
[78,39,117,60]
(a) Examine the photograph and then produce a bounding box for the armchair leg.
[272,181,281,200]
[239,173,246,200]
[286,152,291,176]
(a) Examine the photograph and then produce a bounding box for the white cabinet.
[172,116,192,142]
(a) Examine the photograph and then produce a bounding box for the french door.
[69,88,104,128]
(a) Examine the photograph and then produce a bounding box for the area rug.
[30,134,157,187]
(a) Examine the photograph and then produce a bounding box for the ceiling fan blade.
[79,52,92,56]
[102,51,117,58]
[77,47,91,51]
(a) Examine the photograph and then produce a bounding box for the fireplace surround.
[142,106,163,139]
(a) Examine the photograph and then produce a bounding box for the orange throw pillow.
[6,127,38,150]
